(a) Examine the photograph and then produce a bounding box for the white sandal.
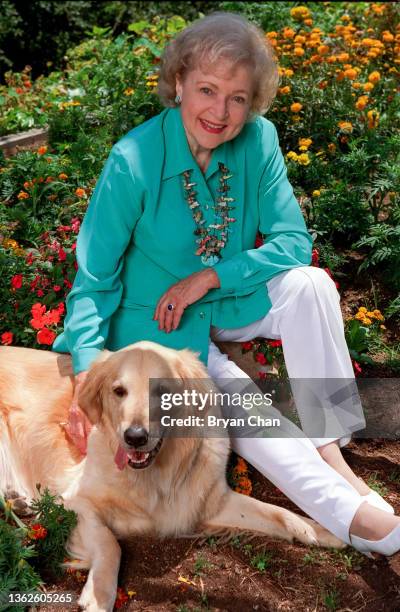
[350,524,400,558]
[363,489,395,514]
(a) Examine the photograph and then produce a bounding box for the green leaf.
[128,20,151,35]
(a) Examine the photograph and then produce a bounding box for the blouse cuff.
[72,347,103,375]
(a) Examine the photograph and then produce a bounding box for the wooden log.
[0,127,49,157]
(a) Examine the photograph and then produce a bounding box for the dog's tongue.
[114,444,128,470]
[114,444,148,470]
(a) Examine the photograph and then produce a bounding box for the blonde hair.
[157,12,279,116]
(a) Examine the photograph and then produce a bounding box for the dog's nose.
[124,426,148,448]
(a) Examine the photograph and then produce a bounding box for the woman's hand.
[154,269,220,332]
[63,370,92,455]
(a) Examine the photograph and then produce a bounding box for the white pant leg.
[212,266,365,447]
[207,341,364,544]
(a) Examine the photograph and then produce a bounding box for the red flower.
[311,248,320,267]
[324,267,340,289]
[57,303,65,314]
[31,303,46,319]
[242,341,253,351]
[26,252,34,265]
[45,309,61,325]
[53,285,61,292]
[254,235,263,248]
[257,371,268,380]
[37,328,56,345]
[352,360,362,376]
[11,274,23,289]
[29,523,47,540]
[1,332,13,345]
[58,247,66,262]
[255,352,267,365]
[268,340,282,348]
[64,278,72,289]
[114,587,129,609]
[37,289,44,297]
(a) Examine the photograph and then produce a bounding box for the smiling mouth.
[200,118,227,133]
[127,438,163,470]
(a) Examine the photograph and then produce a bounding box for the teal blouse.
[53,107,313,373]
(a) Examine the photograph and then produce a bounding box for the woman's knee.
[280,266,340,303]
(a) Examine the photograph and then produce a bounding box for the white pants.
[207,266,365,544]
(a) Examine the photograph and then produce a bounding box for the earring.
[175,94,182,105]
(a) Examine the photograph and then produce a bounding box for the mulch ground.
[37,440,400,612]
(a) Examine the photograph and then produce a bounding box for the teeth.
[202,120,224,129]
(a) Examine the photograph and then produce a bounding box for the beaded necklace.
[182,162,236,266]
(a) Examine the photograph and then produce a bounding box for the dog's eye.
[113,385,127,398]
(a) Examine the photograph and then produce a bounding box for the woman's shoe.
[350,524,400,558]
[362,489,394,514]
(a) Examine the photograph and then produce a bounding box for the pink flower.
[353,360,362,376]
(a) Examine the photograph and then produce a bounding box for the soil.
[38,440,400,612]
[23,253,400,611]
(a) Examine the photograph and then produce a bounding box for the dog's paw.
[4,489,33,516]
[281,510,345,549]
[78,577,116,612]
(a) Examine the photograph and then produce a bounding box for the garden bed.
[37,440,400,612]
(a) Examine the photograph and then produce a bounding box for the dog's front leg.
[200,490,345,549]
[67,511,121,612]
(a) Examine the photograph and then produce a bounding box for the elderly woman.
[53,12,400,556]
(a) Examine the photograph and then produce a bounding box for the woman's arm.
[212,121,312,295]
[61,144,143,375]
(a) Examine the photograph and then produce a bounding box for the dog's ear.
[174,349,209,381]
[78,358,109,425]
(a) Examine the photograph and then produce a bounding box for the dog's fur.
[0,342,343,611]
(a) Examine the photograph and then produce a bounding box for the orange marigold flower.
[75,187,86,198]
[45,176,54,183]
[58,173,68,180]
[363,82,374,92]
[368,71,381,83]
[382,31,394,43]
[29,523,48,539]
[338,121,353,133]
[37,145,48,155]
[17,191,29,200]
[235,458,249,474]
[355,95,369,110]
[283,27,295,39]
[344,68,357,80]
[317,45,330,55]
[367,109,380,128]
[290,102,303,113]
[293,46,305,57]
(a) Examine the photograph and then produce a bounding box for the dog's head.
[78,341,212,470]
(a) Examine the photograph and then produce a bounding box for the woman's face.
[175,59,254,157]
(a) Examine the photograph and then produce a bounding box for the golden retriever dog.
[0,342,343,611]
